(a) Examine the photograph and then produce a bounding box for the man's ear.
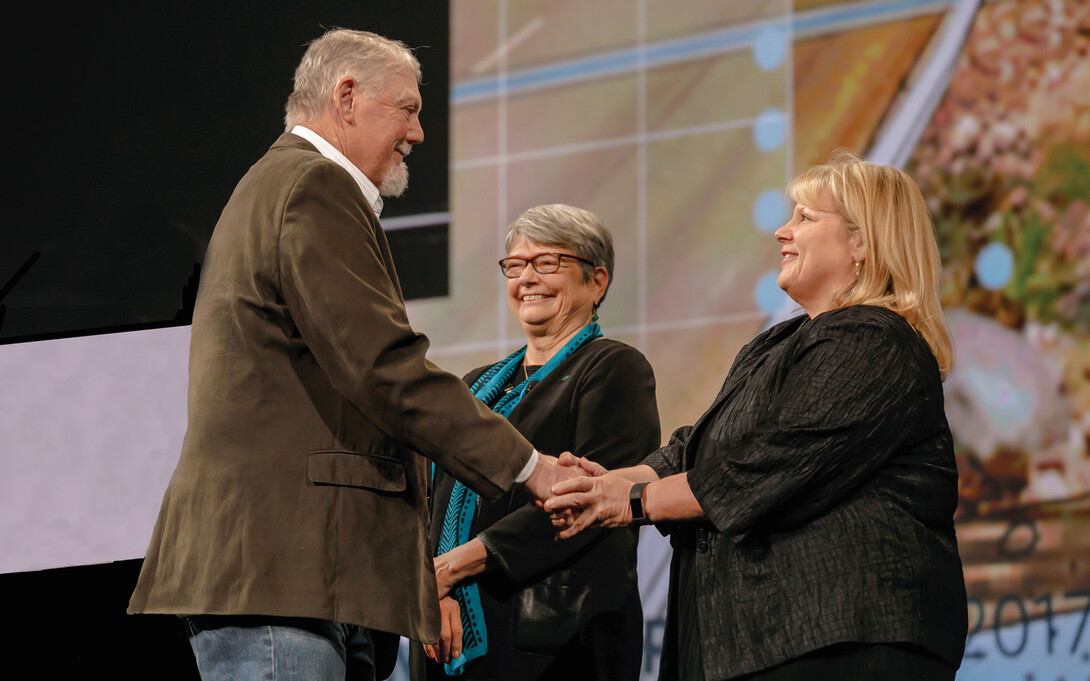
[333,77,357,122]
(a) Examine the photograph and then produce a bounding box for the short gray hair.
[284,28,422,130]
[505,204,616,306]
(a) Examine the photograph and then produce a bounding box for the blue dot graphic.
[975,242,1014,290]
[753,108,787,152]
[752,25,787,71]
[754,270,790,314]
[753,190,788,233]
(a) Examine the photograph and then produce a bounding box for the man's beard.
[378,161,409,197]
[379,142,413,197]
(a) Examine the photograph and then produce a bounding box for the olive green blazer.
[128,133,531,650]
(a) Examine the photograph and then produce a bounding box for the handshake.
[524,452,646,540]
[425,452,651,665]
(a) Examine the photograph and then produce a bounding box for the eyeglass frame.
[497,252,597,278]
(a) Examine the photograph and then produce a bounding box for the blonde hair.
[788,150,953,377]
[284,28,421,130]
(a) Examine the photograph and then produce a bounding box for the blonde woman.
[547,153,967,681]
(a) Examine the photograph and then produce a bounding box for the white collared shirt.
[290,125,384,217]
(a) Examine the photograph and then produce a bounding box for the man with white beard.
[129,28,569,681]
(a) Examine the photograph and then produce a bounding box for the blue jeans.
[185,615,377,681]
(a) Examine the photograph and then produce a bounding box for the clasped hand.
[543,452,635,540]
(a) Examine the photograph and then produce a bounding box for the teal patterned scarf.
[436,321,602,675]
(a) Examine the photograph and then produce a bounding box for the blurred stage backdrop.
[415,1,1089,678]
[1,1,1087,679]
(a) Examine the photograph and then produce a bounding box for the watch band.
[629,481,650,526]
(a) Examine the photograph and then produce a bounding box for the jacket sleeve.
[687,307,940,541]
[477,344,661,582]
[641,425,692,478]
[277,161,530,500]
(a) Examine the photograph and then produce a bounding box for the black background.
[2,1,449,343]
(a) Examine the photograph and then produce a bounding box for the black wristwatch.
[629,482,650,526]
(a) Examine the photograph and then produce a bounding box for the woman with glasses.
[410,204,659,681]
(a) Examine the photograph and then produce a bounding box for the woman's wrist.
[617,464,661,483]
[453,538,491,580]
[437,537,491,586]
[640,472,704,523]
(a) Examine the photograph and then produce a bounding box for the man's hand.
[546,452,609,527]
[521,452,584,502]
[423,597,463,664]
[557,451,608,477]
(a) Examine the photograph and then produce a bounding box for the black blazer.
[645,305,968,680]
[415,338,660,681]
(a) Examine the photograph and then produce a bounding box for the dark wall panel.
[2,1,449,343]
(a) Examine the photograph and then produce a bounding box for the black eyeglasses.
[498,252,595,278]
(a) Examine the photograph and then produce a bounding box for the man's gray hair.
[284,28,421,130]
[505,204,616,306]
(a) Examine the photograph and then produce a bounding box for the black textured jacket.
[645,305,967,680]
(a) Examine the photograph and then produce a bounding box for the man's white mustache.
[397,142,412,157]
